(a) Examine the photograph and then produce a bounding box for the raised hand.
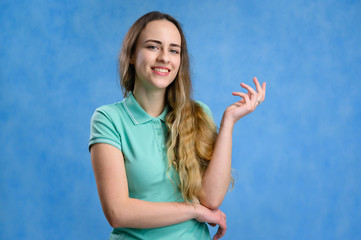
[223,77,266,125]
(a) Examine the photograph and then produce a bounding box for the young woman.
[89,11,266,240]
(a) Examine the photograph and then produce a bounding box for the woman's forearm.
[107,199,197,228]
[200,116,234,209]
[106,198,227,230]
[200,78,266,209]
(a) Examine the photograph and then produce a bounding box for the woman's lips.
[151,67,170,76]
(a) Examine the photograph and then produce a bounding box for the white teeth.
[153,68,169,73]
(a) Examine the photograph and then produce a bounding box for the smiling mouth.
[152,67,170,73]
[151,67,170,76]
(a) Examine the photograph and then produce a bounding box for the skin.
[91,19,266,240]
[200,78,266,211]
[131,19,181,117]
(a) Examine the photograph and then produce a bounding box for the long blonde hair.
[119,11,224,203]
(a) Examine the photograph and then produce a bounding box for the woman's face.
[132,20,181,92]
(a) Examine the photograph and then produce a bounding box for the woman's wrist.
[220,114,235,132]
[190,203,200,219]
[192,203,207,223]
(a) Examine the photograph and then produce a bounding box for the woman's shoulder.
[90,101,128,127]
[93,101,124,116]
[193,100,213,118]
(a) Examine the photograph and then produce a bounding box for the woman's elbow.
[105,209,127,228]
[108,217,120,228]
[200,198,222,210]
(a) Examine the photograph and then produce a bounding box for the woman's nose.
[156,50,169,63]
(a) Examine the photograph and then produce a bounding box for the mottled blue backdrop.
[1,0,360,239]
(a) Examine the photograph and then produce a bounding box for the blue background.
[1,0,360,239]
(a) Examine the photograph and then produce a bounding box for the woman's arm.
[200,77,266,209]
[91,142,226,238]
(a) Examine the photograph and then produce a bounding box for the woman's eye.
[170,49,180,54]
[148,45,159,50]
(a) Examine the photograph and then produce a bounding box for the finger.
[213,227,223,240]
[213,221,226,239]
[240,82,257,96]
[262,82,266,101]
[252,78,265,104]
[240,83,258,103]
[232,92,250,104]
[218,223,226,238]
[218,213,227,238]
[253,77,263,94]
[214,225,226,239]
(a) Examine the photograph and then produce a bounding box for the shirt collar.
[122,92,169,125]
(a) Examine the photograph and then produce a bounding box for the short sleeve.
[89,108,122,152]
[196,100,214,121]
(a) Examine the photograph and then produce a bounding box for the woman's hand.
[223,77,266,126]
[194,204,227,240]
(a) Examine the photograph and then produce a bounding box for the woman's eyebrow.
[144,39,181,48]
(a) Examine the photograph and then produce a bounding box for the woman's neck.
[132,86,166,118]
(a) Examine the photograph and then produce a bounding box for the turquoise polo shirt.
[89,92,212,240]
